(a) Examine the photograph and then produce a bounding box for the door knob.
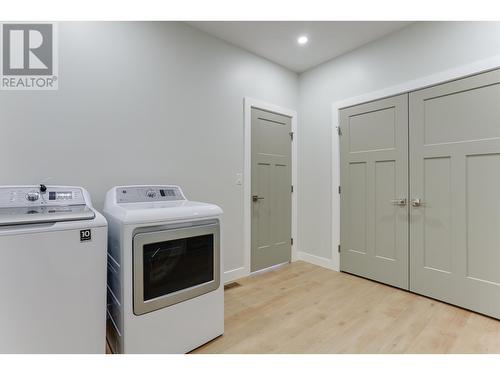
[411,198,423,207]
[390,198,407,206]
[252,195,264,202]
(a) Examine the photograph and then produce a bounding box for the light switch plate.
[235,173,243,185]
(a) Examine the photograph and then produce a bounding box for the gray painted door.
[251,108,292,272]
[340,94,409,289]
[409,69,500,319]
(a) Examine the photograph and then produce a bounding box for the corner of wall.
[297,251,338,271]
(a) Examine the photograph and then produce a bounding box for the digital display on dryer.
[49,191,72,200]
[159,189,176,197]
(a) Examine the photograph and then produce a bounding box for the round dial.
[26,191,40,202]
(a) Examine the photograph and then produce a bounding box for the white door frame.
[331,55,500,272]
[242,97,298,277]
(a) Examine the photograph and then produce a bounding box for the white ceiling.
[187,21,413,73]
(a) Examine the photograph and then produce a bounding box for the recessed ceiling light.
[297,35,308,45]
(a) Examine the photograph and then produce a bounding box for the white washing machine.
[103,185,224,354]
[0,185,108,353]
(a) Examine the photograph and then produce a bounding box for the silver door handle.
[252,195,264,202]
[390,198,407,206]
[411,198,423,207]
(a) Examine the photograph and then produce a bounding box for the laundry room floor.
[192,261,500,354]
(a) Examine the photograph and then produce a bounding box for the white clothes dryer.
[104,185,223,353]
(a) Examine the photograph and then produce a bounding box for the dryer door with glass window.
[133,221,220,315]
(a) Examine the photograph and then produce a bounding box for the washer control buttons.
[26,191,40,202]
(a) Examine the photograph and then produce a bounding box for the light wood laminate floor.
[193,261,500,354]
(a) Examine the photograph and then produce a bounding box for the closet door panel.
[409,68,500,319]
[340,94,409,289]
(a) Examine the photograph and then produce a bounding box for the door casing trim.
[330,55,500,272]
[240,97,298,280]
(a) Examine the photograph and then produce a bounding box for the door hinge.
[338,185,341,194]
[337,126,342,136]
[291,238,294,246]
[338,244,341,253]
[291,185,294,193]
[289,131,294,141]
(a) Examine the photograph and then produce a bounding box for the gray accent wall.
[0,22,298,275]
[298,21,500,261]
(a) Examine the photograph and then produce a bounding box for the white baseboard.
[298,251,337,271]
[223,266,247,284]
[224,252,339,284]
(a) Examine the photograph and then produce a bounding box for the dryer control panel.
[0,186,87,208]
[116,186,185,203]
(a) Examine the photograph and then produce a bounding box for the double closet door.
[340,69,500,319]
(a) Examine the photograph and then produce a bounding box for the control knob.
[26,191,40,202]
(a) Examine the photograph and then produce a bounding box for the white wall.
[0,22,298,278]
[4,21,500,279]
[298,21,500,267]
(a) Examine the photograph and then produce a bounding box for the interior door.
[409,68,500,319]
[251,108,292,272]
[340,94,409,289]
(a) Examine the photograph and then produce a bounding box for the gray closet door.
[251,108,292,272]
[410,69,500,319]
[340,94,409,289]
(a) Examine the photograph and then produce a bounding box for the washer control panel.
[0,186,86,208]
[116,186,185,203]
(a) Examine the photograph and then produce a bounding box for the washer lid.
[0,204,95,226]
